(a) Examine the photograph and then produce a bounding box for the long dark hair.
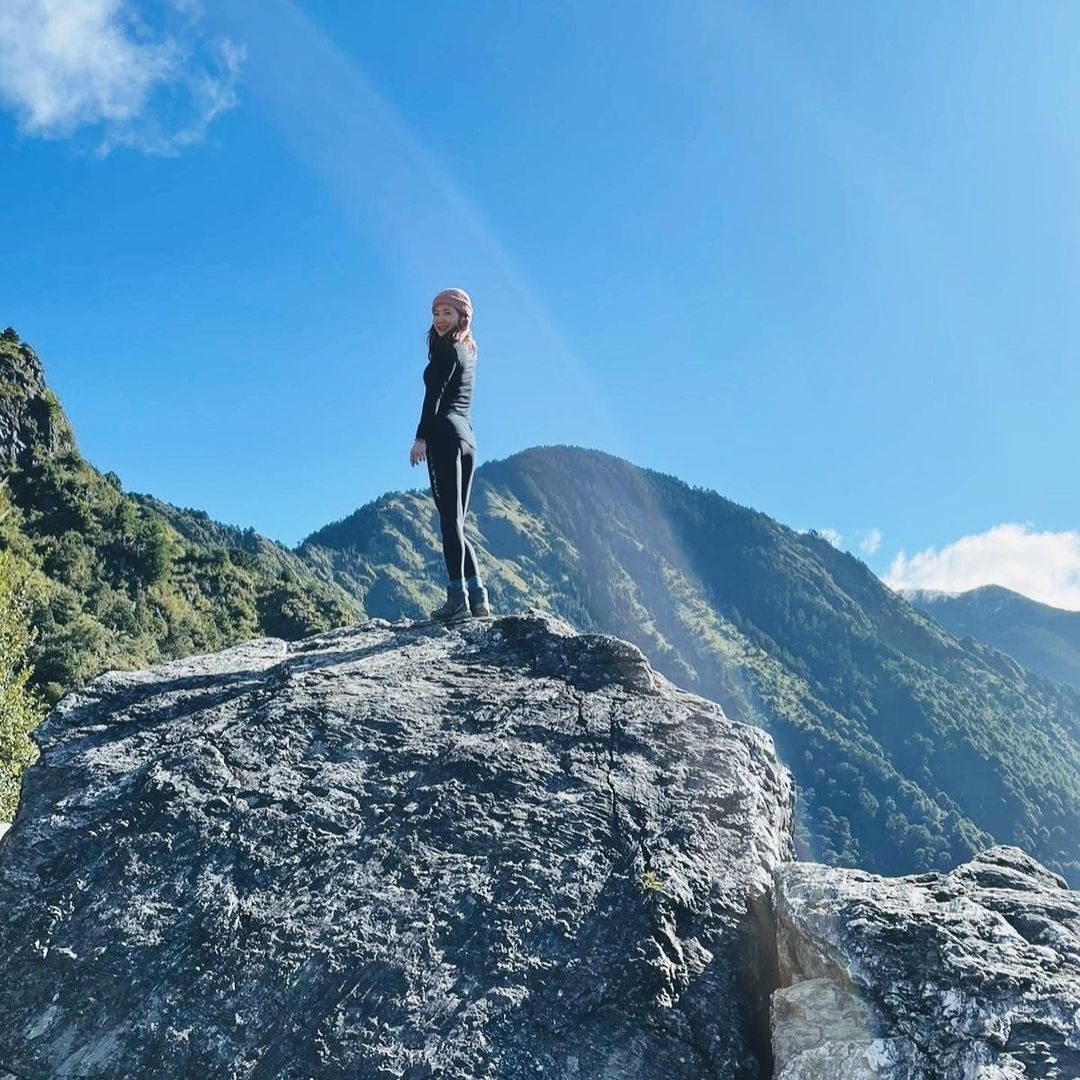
[426,319,478,361]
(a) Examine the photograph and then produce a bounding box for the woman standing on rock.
[409,287,491,623]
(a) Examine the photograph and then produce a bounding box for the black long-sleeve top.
[415,333,476,448]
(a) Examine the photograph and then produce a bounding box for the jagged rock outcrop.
[0,335,76,470]
[772,846,1080,1079]
[0,610,794,1079]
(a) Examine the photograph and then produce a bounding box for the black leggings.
[427,437,480,582]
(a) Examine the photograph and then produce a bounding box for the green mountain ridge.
[3,331,1078,887]
[297,445,1080,884]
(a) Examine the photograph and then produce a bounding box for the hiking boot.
[430,587,472,624]
[468,585,492,618]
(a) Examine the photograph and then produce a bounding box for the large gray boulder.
[772,846,1080,1079]
[0,610,794,1079]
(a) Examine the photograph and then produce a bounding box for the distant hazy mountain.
[904,585,1080,690]
[300,446,1080,885]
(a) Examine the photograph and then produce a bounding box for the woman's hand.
[410,438,427,466]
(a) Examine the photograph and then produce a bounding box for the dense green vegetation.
[0,545,46,819]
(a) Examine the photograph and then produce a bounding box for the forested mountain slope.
[302,446,1080,884]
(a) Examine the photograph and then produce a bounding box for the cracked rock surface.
[0,609,794,1079]
[772,846,1080,1079]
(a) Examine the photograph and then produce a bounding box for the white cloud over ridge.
[885,523,1080,612]
[858,528,882,555]
[0,0,244,155]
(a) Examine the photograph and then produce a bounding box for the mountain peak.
[0,331,77,470]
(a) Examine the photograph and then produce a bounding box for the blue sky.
[2,1,1078,608]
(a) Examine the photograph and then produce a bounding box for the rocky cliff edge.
[0,610,794,1078]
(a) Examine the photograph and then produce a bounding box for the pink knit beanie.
[431,288,473,322]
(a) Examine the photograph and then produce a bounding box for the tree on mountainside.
[0,547,46,820]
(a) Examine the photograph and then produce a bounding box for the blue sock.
[448,578,465,594]
[465,574,484,590]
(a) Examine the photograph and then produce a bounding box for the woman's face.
[432,304,460,336]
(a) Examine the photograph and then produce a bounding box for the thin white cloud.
[885,523,1080,612]
[208,0,626,456]
[858,527,882,555]
[0,0,243,155]
[797,527,843,548]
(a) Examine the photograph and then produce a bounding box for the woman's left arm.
[414,338,459,442]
